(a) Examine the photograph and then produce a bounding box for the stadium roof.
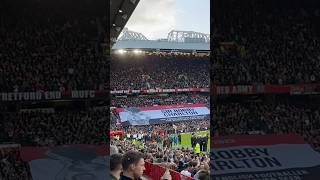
[112,29,210,51]
[110,0,140,46]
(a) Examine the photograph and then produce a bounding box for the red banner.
[212,134,305,148]
[1,84,319,101]
[0,144,21,153]
[212,84,320,95]
[144,161,195,180]
[116,103,207,113]
[111,88,210,94]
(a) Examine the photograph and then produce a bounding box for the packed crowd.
[111,92,210,179]
[111,94,210,108]
[214,99,320,151]
[111,138,210,179]
[120,119,209,135]
[0,0,107,179]
[110,94,209,130]
[0,3,107,92]
[0,148,32,180]
[0,107,108,180]
[0,109,108,146]
[111,115,210,179]
[213,0,320,85]
[111,54,209,90]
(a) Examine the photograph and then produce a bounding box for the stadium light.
[116,49,127,55]
[133,49,142,55]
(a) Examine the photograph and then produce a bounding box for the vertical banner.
[212,134,320,180]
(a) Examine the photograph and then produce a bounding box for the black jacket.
[120,175,142,180]
[110,174,118,180]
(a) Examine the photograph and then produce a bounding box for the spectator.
[110,145,119,155]
[121,151,146,180]
[194,170,210,180]
[161,169,172,180]
[180,163,192,177]
[110,154,123,180]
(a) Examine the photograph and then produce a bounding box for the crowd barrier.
[144,161,195,180]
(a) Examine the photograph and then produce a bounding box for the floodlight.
[133,49,142,54]
[116,49,127,54]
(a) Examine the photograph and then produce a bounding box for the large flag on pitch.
[211,134,320,180]
[21,144,108,180]
[116,104,210,125]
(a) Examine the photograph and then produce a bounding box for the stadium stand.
[111,52,210,179]
[214,95,320,151]
[213,0,320,85]
[111,53,209,90]
[212,0,320,146]
[0,0,108,179]
[211,0,320,179]
[0,0,107,92]
[0,146,32,180]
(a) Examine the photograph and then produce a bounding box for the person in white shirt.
[180,164,192,177]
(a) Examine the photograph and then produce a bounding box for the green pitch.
[173,130,210,152]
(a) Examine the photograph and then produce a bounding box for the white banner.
[213,144,320,175]
[212,134,320,180]
[116,104,209,125]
